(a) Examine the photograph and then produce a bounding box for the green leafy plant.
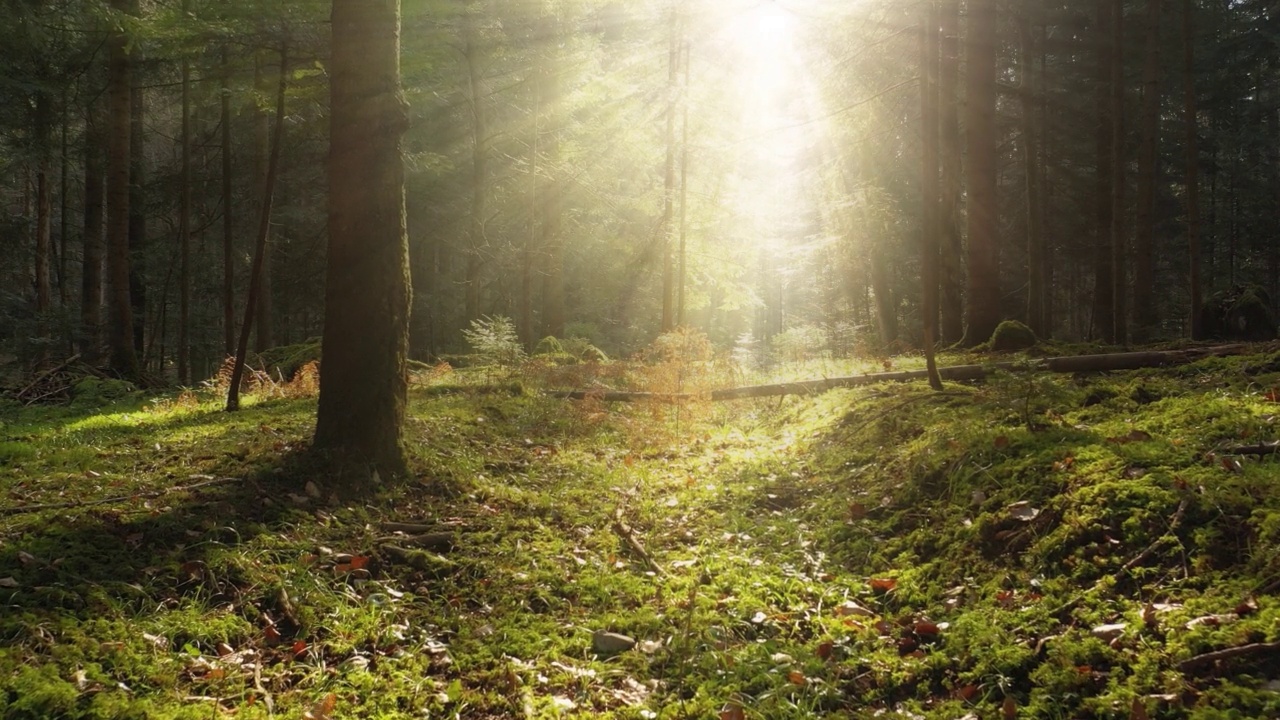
[463,315,525,367]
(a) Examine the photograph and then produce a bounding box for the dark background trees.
[2,0,1278,384]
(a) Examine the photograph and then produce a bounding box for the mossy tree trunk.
[314,0,411,479]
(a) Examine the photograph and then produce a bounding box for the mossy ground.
[1,349,1279,719]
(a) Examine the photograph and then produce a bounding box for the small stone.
[592,631,636,655]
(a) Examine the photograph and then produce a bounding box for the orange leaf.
[913,621,941,637]
[264,625,282,642]
[956,684,978,701]
[292,640,308,658]
[349,555,369,570]
[870,578,897,593]
[1265,388,1280,403]
[817,641,834,660]
[787,670,807,686]
[1002,696,1017,720]
[304,692,337,720]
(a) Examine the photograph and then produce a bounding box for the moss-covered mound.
[1198,285,1278,341]
[988,319,1039,352]
[254,340,321,380]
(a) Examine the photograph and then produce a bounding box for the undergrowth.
[0,347,1279,718]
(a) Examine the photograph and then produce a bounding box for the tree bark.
[961,0,1001,346]
[1133,0,1163,341]
[106,0,139,379]
[938,0,964,345]
[1182,0,1202,340]
[314,0,412,479]
[539,10,566,340]
[677,41,691,329]
[82,92,106,364]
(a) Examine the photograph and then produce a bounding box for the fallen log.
[1178,641,1280,673]
[551,344,1268,402]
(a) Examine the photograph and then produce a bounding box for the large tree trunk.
[82,93,106,364]
[315,0,412,479]
[1133,0,1163,341]
[1182,0,1202,340]
[938,0,964,345]
[1093,0,1115,342]
[1018,16,1044,337]
[106,0,139,379]
[221,46,235,357]
[961,0,1001,346]
[921,2,943,390]
[1112,0,1128,343]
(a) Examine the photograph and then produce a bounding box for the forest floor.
[2,346,1280,719]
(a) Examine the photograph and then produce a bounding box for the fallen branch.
[14,354,81,400]
[1178,641,1280,673]
[374,532,455,552]
[1221,442,1280,457]
[551,344,1265,402]
[0,475,242,517]
[611,509,669,577]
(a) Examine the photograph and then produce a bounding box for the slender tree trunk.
[227,45,289,412]
[1093,0,1115,341]
[1018,15,1044,337]
[463,4,487,324]
[520,56,538,350]
[253,52,274,352]
[1112,0,1128,343]
[315,0,412,479]
[921,2,943,389]
[660,5,679,334]
[129,44,147,363]
[677,42,691,328]
[961,0,1000,346]
[58,90,71,309]
[106,0,139,378]
[34,92,54,362]
[178,0,192,383]
[539,10,565,340]
[1182,0,1202,339]
[221,46,235,357]
[82,94,106,364]
[938,0,963,345]
[1133,0,1163,341]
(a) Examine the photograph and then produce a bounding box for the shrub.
[463,316,525,367]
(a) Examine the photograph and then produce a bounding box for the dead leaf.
[1130,697,1150,720]
[0,577,18,588]
[303,692,337,720]
[956,684,978,701]
[787,670,807,685]
[1185,613,1237,629]
[913,621,941,637]
[1002,696,1017,720]
[994,435,1010,449]
[848,502,867,520]
[1235,597,1259,616]
[817,640,834,660]
[835,600,875,618]
[869,578,897,593]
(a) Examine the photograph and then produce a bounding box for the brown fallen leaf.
[303,693,337,720]
[1129,697,1150,720]
[869,577,897,593]
[816,641,834,660]
[1002,696,1017,719]
[787,670,807,686]
[719,703,745,720]
[994,435,1011,449]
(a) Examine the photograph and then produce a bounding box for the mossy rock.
[1198,285,1278,341]
[561,337,609,363]
[987,320,1039,352]
[255,340,321,380]
[533,336,565,356]
[70,377,139,406]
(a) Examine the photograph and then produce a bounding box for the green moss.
[987,320,1039,352]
